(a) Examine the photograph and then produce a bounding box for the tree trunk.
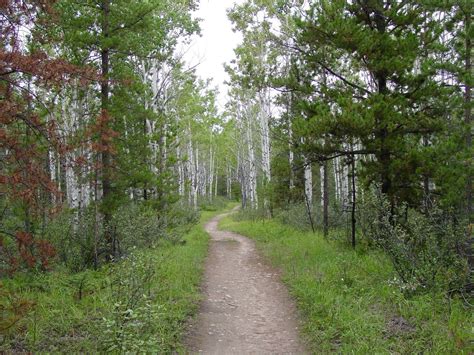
[288,95,295,192]
[214,162,218,198]
[303,150,312,209]
[226,161,232,199]
[334,157,340,203]
[187,130,195,207]
[289,141,295,191]
[303,151,313,231]
[350,154,356,249]
[464,7,472,222]
[247,112,258,209]
[194,147,200,207]
[208,145,213,201]
[373,5,391,197]
[259,93,271,216]
[323,161,329,237]
[101,0,114,260]
[177,145,185,196]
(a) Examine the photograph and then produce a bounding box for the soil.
[185,211,307,354]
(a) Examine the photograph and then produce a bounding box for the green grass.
[0,206,233,353]
[220,215,473,354]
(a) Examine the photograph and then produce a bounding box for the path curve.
[185,210,306,354]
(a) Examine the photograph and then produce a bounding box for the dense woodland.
[0,0,472,352]
[225,0,473,293]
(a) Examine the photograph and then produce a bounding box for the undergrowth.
[198,196,230,211]
[220,215,473,354]
[0,207,230,353]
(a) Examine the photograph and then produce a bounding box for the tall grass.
[0,208,229,352]
[220,216,473,353]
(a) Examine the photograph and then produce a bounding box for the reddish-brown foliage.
[0,0,95,208]
[36,239,56,268]
[3,231,56,273]
[1,50,96,85]
[1,1,56,51]
[0,0,95,275]
[0,282,35,333]
[88,110,119,155]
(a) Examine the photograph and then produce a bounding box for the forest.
[1,0,472,353]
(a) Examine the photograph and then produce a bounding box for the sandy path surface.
[185,211,306,354]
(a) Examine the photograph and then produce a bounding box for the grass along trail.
[219,215,473,353]
[1,208,227,353]
[185,210,306,353]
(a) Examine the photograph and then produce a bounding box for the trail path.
[185,210,306,354]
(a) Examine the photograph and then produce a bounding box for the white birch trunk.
[288,121,295,190]
[214,162,218,198]
[226,161,232,199]
[259,93,271,215]
[304,155,313,210]
[177,145,185,196]
[208,145,213,201]
[194,147,200,206]
[342,159,349,203]
[320,165,325,207]
[187,126,197,209]
[247,113,258,209]
[334,157,341,203]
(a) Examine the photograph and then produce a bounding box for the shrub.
[198,196,230,211]
[234,206,267,222]
[101,250,162,353]
[358,188,470,294]
[274,203,313,231]
[42,207,98,272]
[272,202,345,232]
[0,283,35,343]
[41,202,200,272]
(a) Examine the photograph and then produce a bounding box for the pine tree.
[294,0,450,207]
[46,0,198,259]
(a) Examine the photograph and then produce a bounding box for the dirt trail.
[185,211,306,354]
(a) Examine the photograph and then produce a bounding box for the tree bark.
[323,161,329,237]
[259,92,271,216]
[246,109,258,209]
[303,151,314,231]
[350,154,356,249]
[372,4,391,197]
[464,7,472,222]
[101,0,114,260]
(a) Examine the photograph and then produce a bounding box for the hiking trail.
[185,210,306,354]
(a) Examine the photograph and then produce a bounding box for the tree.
[0,0,97,272]
[294,1,450,205]
[47,0,198,259]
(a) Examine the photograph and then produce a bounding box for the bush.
[358,188,470,294]
[274,203,313,231]
[114,203,167,251]
[0,208,214,353]
[41,202,200,272]
[198,196,230,211]
[272,202,345,232]
[101,250,162,353]
[43,208,99,272]
[233,206,267,221]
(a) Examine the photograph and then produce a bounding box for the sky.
[183,0,245,110]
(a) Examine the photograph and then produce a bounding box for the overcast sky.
[183,0,244,110]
